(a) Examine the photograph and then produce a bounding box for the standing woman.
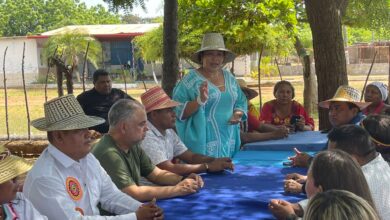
[363,82,390,115]
[173,33,247,158]
[260,80,314,131]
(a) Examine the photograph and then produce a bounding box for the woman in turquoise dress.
[173,33,247,158]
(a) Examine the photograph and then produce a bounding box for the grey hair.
[108,99,144,127]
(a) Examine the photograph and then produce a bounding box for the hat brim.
[147,100,181,113]
[242,87,258,100]
[319,98,371,110]
[190,48,236,65]
[0,155,33,184]
[31,115,105,131]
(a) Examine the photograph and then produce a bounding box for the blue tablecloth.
[242,131,328,151]
[157,151,308,220]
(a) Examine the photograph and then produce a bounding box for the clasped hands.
[177,173,204,196]
[136,198,164,220]
[208,157,234,173]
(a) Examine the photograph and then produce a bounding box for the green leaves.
[178,0,297,57]
[43,31,102,68]
[133,25,164,61]
[0,0,121,37]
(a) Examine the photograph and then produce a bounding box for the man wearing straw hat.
[140,86,234,175]
[0,146,47,219]
[23,95,163,220]
[93,99,204,203]
[288,85,371,167]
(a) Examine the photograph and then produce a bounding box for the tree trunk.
[294,37,318,116]
[65,67,74,95]
[56,67,63,97]
[162,0,179,97]
[305,0,348,130]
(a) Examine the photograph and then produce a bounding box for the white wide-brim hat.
[31,94,105,131]
[319,85,371,110]
[0,146,33,184]
[190,33,236,65]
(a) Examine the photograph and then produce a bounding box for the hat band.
[145,96,171,112]
[45,112,86,127]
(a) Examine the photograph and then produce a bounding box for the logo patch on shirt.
[66,177,83,201]
[75,207,84,215]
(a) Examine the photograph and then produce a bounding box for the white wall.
[0,37,39,87]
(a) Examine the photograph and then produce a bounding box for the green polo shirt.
[92,134,155,189]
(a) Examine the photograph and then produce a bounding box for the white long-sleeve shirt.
[23,144,142,220]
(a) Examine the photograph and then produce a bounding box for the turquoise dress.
[173,69,247,158]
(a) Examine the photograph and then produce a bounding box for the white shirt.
[141,121,188,165]
[4,192,48,220]
[23,144,142,220]
[362,154,390,220]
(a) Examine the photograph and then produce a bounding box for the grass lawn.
[0,74,387,139]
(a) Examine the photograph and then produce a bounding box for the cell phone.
[290,115,301,125]
[282,161,293,166]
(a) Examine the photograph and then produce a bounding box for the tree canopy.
[134,0,298,63]
[0,0,121,36]
[178,0,297,58]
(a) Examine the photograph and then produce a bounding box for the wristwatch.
[204,163,209,172]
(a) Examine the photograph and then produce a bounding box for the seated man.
[24,95,162,220]
[140,86,234,175]
[93,99,203,202]
[328,125,390,220]
[77,69,134,134]
[288,85,370,168]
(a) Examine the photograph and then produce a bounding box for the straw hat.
[190,33,236,64]
[141,86,180,113]
[0,146,33,184]
[237,79,258,100]
[31,94,105,131]
[319,85,371,110]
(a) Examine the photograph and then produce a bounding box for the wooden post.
[2,47,9,140]
[360,50,377,101]
[81,42,90,92]
[21,42,31,140]
[274,57,283,81]
[257,45,264,110]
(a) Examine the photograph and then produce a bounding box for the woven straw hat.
[319,85,371,110]
[141,86,180,113]
[190,33,236,64]
[237,79,258,100]
[31,94,105,131]
[0,146,33,184]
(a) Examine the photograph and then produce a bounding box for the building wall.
[0,38,39,87]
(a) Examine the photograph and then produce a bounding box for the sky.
[81,0,164,18]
